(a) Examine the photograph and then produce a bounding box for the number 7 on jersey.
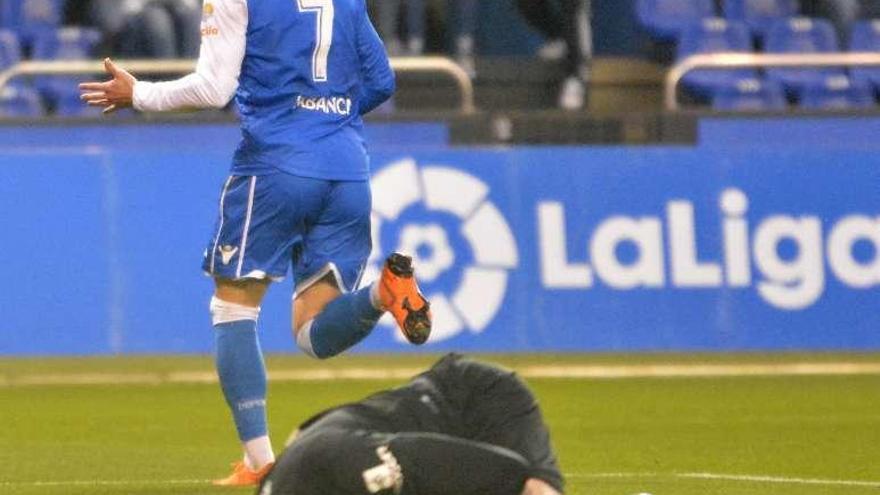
[297,0,335,82]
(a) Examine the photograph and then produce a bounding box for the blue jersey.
[232,0,395,180]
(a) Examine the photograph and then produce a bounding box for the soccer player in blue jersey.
[79,0,432,486]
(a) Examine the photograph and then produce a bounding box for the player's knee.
[210,296,261,326]
[292,275,342,330]
[294,320,329,360]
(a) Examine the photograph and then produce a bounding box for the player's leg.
[292,272,383,359]
[557,0,591,110]
[290,178,379,359]
[456,0,478,41]
[291,255,430,359]
[162,0,201,57]
[406,0,427,54]
[515,0,562,40]
[453,0,478,75]
[291,180,431,359]
[203,174,310,485]
[376,0,404,55]
[559,0,592,81]
[211,277,274,484]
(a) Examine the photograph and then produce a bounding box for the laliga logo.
[365,158,519,343]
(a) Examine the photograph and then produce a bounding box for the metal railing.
[0,56,476,114]
[666,52,880,111]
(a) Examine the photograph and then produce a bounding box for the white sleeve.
[133,0,247,111]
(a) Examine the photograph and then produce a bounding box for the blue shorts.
[202,172,372,295]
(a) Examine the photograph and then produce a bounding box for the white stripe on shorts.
[236,176,258,278]
[209,176,235,274]
[293,262,348,299]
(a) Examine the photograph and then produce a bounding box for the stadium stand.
[711,76,788,111]
[849,20,880,94]
[799,73,875,109]
[0,27,45,117]
[0,28,21,75]
[636,0,717,41]
[0,84,43,117]
[765,17,844,97]
[0,0,63,47]
[723,0,800,40]
[31,27,101,114]
[676,18,756,100]
[0,0,878,117]
[31,27,101,62]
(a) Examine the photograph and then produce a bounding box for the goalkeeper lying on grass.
[258,353,563,495]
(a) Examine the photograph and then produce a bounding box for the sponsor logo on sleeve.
[201,2,218,36]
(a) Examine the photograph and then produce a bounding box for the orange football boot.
[378,253,432,344]
[212,461,274,487]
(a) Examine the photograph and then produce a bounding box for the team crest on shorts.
[219,245,239,265]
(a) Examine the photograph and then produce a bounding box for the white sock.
[295,320,318,359]
[243,435,275,470]
[368,281,384,311]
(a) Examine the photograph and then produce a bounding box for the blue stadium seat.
[765,17,843,96]
[0,0,63,46]
[799,75,875,110]
[0,29,21,70]
[849,20,880,93]
[1,29,38,105]
[711,77,787,110]
[32,27,102,61]
[0,85,44,117]
[677,18,756,99]
[32,28,102,108]
[54,93,95,117]
[0,3,9,32]
[636,0,717,41]
[723,0,800,39]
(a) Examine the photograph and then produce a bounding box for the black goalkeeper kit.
[258,353,564,495]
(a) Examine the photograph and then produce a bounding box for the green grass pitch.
[1,353,879,494]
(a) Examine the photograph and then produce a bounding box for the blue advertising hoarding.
[0,121,878,354]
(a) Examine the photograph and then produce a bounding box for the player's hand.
[79,58,136,114]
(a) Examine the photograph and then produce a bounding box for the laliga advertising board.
[358,147,880,352]
[1,124,879,354]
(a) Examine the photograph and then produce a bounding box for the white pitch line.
[565,471,880,488]
[679,472,880,488]
[0,479,210,487]
[8,472,879,489]
[10,372,163,386]
[525,362,880,379]
[565,471,660,479]
[2,362,880,388]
